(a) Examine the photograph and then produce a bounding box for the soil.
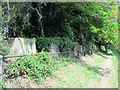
[6,76,45,88]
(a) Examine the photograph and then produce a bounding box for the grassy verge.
[3,52,107,88]
[109,52,118,88]
[91,53,106,68]
[43,53,107,88]
[118,52,120,88]
[43,63,101,88]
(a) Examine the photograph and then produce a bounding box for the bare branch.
[29,4,42,20]
[51,8,61,19]
[29,4,44,37]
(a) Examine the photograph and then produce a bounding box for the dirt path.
[92,56,113,88]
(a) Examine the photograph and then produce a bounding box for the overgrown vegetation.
[0,4,9,56]
[4,52,54,82]
[4,51,73,83]
[0,2,119,88]
[0,34,9,56]
[0,76,8,88]
[36,37,78,52]
[1,2,119,52]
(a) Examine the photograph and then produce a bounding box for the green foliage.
[1,2,118,51]
[4,52,53,80]
[0,33,9,55]
[36,37,78,52]
[0,76,7,88]
[4,51,73,82]
[42,2,118,50]
[0,6,9,55]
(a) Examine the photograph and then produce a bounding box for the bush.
[36,37,78,52]
[4,51,73,82]
[0,33,9,56]
[0,76,8,88]
[4,52,56,81]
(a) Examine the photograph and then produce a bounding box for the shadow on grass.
[74,59,110,77]
[111,49,120,64]
[83,64,111,77]
[111,49,120,57]
[99,50,113,56]
[96,52,108,59]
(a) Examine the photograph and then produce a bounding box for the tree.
[1,2,119,52]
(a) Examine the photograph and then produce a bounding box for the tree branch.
[29,4,44,37]
[29,4,42,20]
[51,7,61,19]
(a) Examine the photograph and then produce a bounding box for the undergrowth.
[4,51,73,83]
[0,76,8,88]
[36,37,78,52]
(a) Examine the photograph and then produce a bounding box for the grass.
[91,53,106,68]
[117,52,120,88]
[109,51,119,88]
[44,63,101,88]
[43,53,107,88]
[4,51,116,88]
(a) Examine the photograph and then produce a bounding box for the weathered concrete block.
[7,38,36,55]
[49,43,59,57]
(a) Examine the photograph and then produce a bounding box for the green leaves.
[4,52,54,80]
[0,34,9,55]
[4,51,74,82]
[90,25,100,33]
[1,2,118,51]
[36,37,78,52]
